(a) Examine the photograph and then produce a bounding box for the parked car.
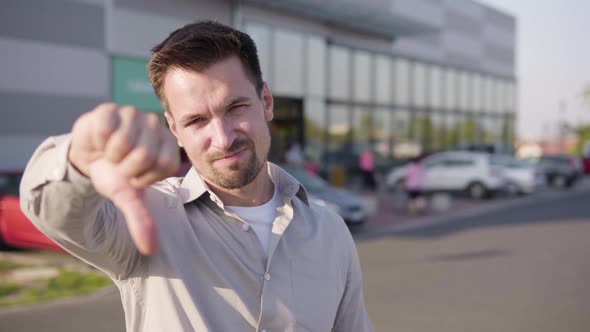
[282,165,367,225]
[525,155,584,188]
[0,173,63,251]
[385,151,507,199]
[492,155,545,195]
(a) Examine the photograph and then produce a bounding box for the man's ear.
[164,111,183,147]
[261,82,274,122]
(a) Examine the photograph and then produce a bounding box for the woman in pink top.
[359,148,377,190]
[404,156,426,214]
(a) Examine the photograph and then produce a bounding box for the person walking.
[359,147,377,191]
[19,21,372,332]
[404,155,427,214]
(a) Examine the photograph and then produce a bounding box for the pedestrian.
[359,147,377,191]
[404,155,426,214]
[19,21,373,331]
[285,141,304,167]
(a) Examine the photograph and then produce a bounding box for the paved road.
[1,186,589,331]
[360,186,590,331]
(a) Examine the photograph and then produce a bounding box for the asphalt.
[0,178,589,331]
[0,177,588,313]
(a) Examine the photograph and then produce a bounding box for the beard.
[204,136,268,190]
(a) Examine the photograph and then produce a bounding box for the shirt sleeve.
[19,134,143,280]
[332,230,374,332]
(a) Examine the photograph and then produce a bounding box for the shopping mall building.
[1,0,516,173]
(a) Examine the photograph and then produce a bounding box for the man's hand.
[69,103,180,255]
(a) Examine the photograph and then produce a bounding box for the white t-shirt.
[227,184,279,255]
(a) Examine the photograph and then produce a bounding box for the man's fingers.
[118,114,162,179]
[104,106,141,164]
[91,103,120,150]
[130,132,181,188]
[111,188,159,256]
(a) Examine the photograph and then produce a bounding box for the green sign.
[112,56,163,113]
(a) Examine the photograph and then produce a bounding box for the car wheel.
[467,182,487,199]
[552,175,567,189]
[0,233,7,250]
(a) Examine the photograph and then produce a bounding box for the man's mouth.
[215,147,247,161]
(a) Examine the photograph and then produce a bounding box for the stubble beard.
[210,147,265,189]
[206,134,269,189]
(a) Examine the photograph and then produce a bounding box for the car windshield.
[492,156,532,168]
[283,167,330,192]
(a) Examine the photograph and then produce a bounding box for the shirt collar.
[178,162,309,206]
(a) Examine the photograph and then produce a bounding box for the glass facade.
[243,20,516,176]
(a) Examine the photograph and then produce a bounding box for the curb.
[354,183,590,241]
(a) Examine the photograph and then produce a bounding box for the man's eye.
[229,105,247,112]
[187,118,205,126]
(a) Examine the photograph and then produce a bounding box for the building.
[0,0,517,173]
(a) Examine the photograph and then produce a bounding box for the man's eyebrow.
[225,96,251,108]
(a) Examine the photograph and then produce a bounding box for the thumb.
[89,160,159,255]
[111,188,159,256]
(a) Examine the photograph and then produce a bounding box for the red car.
[0,173,63,252]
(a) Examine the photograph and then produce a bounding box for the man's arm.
[20,135,141,280]
[20,103,179,278]
[332,231,374,332]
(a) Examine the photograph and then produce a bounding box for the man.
[20,21,373,331]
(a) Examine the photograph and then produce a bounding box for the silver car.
[282,166,367,225]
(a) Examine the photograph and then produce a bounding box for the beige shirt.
[20,135,373,332]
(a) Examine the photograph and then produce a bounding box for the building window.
[374,108,392,158]
[443,69,456,111]
[352,106,372,153]
[327,104,350,151]
[429,65,442,110]
[375,55,392,105]
[394,59,410,107]
[244,22,272,86]
[306,36,326,98]
[329,46,351,101]
[353,51,372,103]
[412,62,426,108]
[304,98,326,162]
[272,29,304,96]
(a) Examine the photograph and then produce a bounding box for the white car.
[386,151,507,199]
[492,156,546,194]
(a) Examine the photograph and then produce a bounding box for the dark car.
[528,155,583,188]
[281,165,367,225]
[0,172,63,251]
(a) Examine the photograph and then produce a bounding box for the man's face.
[163,56,273,189]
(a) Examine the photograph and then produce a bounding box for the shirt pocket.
[291,258,341,332]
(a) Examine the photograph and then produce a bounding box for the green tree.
[573,125,590,155]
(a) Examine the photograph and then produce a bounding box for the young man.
[20,21,373,331]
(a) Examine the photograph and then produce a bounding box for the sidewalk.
[358,176,590,232]
[360,190,479,228]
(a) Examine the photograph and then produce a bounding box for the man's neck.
[207,165,275,207]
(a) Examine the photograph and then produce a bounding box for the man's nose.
[210,118,237,150]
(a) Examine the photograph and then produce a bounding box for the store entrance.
[269,97,304,163]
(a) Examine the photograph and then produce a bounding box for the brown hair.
[147,20,264,112]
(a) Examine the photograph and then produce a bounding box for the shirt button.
[264,273,271,281]
[242,224,250,231]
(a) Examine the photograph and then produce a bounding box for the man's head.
[148,21,273,190]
